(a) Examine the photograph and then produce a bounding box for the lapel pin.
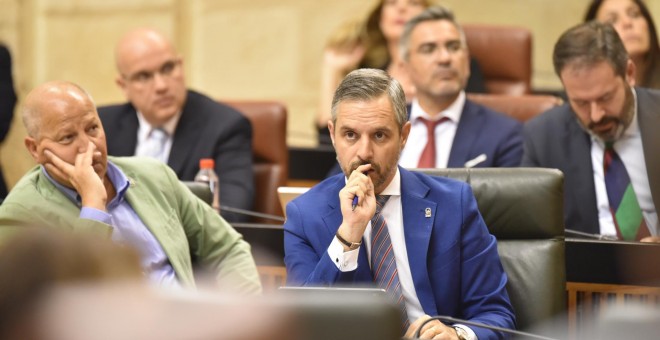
[425,207,432,218]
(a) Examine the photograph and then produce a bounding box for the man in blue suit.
[284,68,514,339]
[399,7,522,169]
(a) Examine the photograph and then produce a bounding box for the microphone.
[412,315,558,340]
[565,228,618,240]
[220,205,285,222]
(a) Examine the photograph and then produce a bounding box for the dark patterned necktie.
[370,195,409,331]
[417,117,449,168]
[603,143,649,240]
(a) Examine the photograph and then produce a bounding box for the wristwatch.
[336,231,361,250]
[453,326,468,340]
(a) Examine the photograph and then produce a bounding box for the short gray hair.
[399,5,467,61]
[330,69,407,130]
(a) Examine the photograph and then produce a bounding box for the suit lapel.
[111,106,140,156]
[168,92,201,175]
[120,166,189,282]
[400,168,437,315]
[565,111,600,233]
[636,88,660,221]
[448,101,482,167]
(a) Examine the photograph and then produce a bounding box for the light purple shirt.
[42,161,179,287]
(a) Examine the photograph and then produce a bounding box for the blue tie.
[370,195,409,331]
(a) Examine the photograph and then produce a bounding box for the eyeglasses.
[123,59,181,86]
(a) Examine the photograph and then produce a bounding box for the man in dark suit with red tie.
[522,21,659,242]
[98,28,254,222]
[398,7,522,169]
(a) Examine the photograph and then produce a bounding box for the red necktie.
[417,117,449,168]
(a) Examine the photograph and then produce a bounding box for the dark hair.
[553,21,629,78]
[584,0,660,88]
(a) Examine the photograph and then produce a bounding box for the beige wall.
[1,0,659,189]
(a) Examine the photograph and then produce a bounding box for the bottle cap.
[199,158,215,169]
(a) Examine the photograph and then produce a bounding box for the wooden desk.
[565,239,660,338]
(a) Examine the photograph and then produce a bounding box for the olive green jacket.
[0,156,261,294]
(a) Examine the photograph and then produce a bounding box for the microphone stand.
[220,205,286,222]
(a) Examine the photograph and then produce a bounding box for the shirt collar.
[409,91,466,123]
[41,160,131,207]
[137,110,181,138]
[379,167,401,197]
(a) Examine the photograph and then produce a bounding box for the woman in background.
[316,0,485,144]
[585,0,660,88]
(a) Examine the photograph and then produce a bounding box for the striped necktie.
[370,195,409,331]
[603,143,649,241]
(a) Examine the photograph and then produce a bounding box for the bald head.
[115,28,177,75]
[22,81,94,138]
[114,28,187,127]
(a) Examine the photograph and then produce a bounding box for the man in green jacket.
[0,80,261,294]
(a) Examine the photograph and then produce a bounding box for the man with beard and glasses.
[522,21,660,242]
[284,69,514,340]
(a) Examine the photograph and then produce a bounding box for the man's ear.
[328,120,336,147]
[24,136,40,163]
[400,121,411,150]
[115,75,129,98]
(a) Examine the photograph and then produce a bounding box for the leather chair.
[184,181,213,205]
[223,100,288,223]
[467,93,563,122]
[414,168,566,333]
[463,24,532,95]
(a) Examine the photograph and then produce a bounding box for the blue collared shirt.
[42,161,179,287]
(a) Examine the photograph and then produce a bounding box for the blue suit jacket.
[445,100,522,168]
[284,167,515,339]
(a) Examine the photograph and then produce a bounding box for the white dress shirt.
[590,89,658,237]
[399,92,466,168]
[327,169,477,339]
[135,111,181,164]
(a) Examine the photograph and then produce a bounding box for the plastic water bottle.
[194,158,220,213]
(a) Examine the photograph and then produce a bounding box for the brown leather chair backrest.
[467,93,563,122]
[463,24,532,95]
[223,100,288,222]
[414,168,566,333]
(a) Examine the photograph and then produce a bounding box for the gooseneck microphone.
[565,228,618,240]
[412,315,558,340]
[220,205,285,222]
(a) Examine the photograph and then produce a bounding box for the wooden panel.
[567,282,660,339]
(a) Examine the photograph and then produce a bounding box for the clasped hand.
[336,164,376,245]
